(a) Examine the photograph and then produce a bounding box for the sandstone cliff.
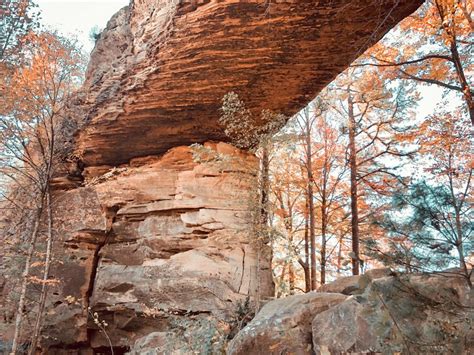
[41,143,273,353]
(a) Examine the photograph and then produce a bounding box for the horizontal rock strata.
[1,0,427,352]
[72,0,424,167]
[42,143,274,352]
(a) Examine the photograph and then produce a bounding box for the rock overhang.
[72,0,425,166]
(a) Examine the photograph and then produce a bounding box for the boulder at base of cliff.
[227,292,348,355]
[313,273,473,354]
[229,272,473,354]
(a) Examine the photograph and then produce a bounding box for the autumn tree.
[357,0,473,126]
[1,0,40,132]
[270,141,306,295]
[296,105,319,290]
[0,31,85,354]
[0,0,39,61]
[327,68,416,275]
[418,111,473,283]
[367,99,472,286]
[309,109,347,284]
[270,100,349,291]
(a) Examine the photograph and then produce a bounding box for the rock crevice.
[45,143,274,352]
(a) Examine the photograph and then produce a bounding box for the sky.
[36,0,129,53]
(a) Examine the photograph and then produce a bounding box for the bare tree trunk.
[337,235,343,274]
[436,0,474,127]
[10,200,44,355]
[276,264,287,298]
[453,206,471,287]
[303,203,311,292]
[447,152,472,288]
[29,188,54,354]
[256,144,270,310]
[305,118,317,290]
[287,224,296,295]
[320,200,327,285]
[348,91,360,276]
[449,38,474,126]
[457,0,474,30]
[288,262,295,294]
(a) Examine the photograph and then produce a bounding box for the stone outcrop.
[229,272,474,354]
[42,143,273,352]
[227,292,348,355]
[71,0,424,167]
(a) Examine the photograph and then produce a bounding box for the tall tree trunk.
[303,201,311,292]
[305,118,317,290]
[276,264,287,298]
[29,188,54,355]
[287,222,296,294]
[447,152,472,288]
[288,262,295,294]
[453,205,471,287]
[436,0,474,127]
[256,144,270,310]
[10,199,45,355]
[337,234,343,274]
[348,91,360,276]
[260,145,270,230]
[449,37,474,126]
[320,200,327,285]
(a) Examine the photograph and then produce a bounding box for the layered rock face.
[71,0,424,167]
[44,143,273,352]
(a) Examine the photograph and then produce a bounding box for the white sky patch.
[36,0,129,53]
[417,86,443,119]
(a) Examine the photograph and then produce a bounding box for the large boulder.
[229,272,473,355]
[312,273,474,354]
[227,292,348,354]
[318,268,393,295]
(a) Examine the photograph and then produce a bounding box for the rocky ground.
[228,270,474,355]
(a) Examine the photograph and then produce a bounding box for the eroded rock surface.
[72,0,424,166]
[229,272,474,355]
[227,292,348,354]
[42,143,273,352]
[318,267,393,295]
[312,273,474,354]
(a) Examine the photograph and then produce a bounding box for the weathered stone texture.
[229,272,474,355]
[227,292,348,355]
[318,267,393,295]
[73,0,424,166]
[0,0,427,352]
[43,143,273,351]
